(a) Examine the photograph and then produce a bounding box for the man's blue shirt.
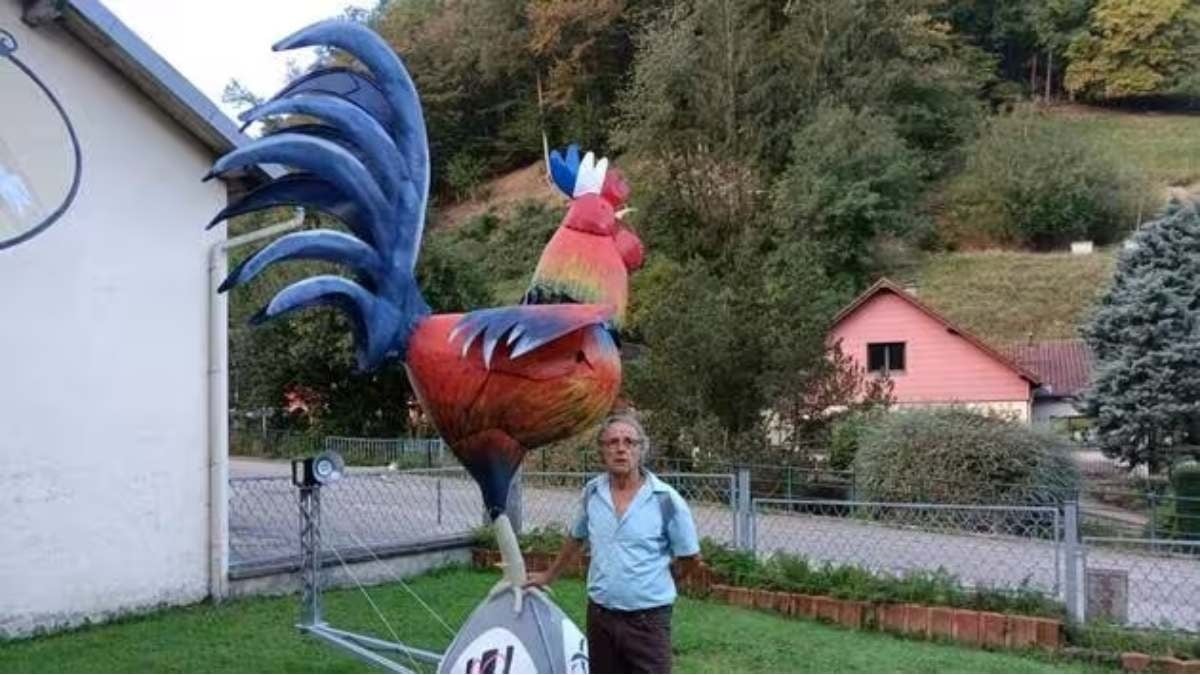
[570,470,701,611]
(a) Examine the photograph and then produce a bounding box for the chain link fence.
[1081,536,1200,631]
[751,498,1063,596]
[229,459,1199,633]
[229,467,482,577]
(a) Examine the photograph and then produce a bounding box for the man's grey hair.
[597,412,652,461]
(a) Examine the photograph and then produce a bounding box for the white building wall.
[892,399,1032,424]
[0,7,225,637]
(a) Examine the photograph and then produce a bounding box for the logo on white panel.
[447,627,535,674]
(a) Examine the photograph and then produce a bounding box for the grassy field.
[1038,106,1200,191]
[0,567,1107,673]
[914,248,1117,345]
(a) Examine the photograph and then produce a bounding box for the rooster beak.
[615,207,636,220]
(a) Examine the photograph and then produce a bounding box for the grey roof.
[23,0,278,180]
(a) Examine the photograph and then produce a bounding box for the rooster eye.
[575,351,587,364]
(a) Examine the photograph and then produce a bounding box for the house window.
[867,342,905,374]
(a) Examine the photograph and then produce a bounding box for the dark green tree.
[1082,199,1200,472]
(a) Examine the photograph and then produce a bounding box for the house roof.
[831,278,1042,386]
[1006,339,1092,399]
[22,0,277,181]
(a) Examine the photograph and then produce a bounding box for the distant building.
[829,279,1042,422]
[1006,339,1094,431]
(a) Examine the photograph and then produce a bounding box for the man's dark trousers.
[586,600,673,673]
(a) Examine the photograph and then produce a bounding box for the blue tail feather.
[209,19,434,366]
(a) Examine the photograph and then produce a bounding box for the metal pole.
[436,478,443,526]
[1062,500,1086,624]
[737,467,753,552]
[299,484,323,627]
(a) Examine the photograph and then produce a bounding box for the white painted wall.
[891,399,1032,424]
[0,7,225,637]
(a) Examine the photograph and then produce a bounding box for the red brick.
[729,583,748,605]
[771,591,789,613]
[838,601,866,629]
[1034,618,1061,650]
[1157,657,1189,674]
[754,588,774,610]
[904,604,930,637]
[880,604,907,633]
[781,593,799,617]
[794,594,815,618]
[1120,652,1151,672]
[952,610,981,646]
[1007,616,1038,649]
[930,607,955,640]
[816,596,839,623]
[980,612,1007,648]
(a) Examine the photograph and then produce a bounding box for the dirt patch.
[435,162,564,229]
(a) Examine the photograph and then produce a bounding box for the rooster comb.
[549,144,608,199]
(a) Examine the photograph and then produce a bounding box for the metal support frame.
[297,481,446,674]
[299,486,322,627]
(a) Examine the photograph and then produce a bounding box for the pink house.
[829,279,1041,422]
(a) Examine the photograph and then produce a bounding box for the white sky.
[104,0,377,117]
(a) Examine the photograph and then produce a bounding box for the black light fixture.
[292,451,345,487]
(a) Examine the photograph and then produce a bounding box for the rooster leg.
[486,513,530,614]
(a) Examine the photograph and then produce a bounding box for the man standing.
[526,413,701,673]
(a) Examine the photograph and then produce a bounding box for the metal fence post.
[736,467,753,552]
[1062,500,1086,624]
[298,484,322,627]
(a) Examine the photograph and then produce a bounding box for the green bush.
[1169,460,1200,539]
[444,153,489,202]
[771,105,927,285]
[701,540,1062,618]
[943,110,1149,250]
[854,408,1079,505]
[828,411,881,472]
[1068,621,1200,660]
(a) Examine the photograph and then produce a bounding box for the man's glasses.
[601,436,642,449]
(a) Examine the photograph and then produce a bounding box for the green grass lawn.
[915,248,1117,345]
[0,566,1107,673]
[1038,106,1200,190]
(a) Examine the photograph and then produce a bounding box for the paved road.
[228,466,1199,632]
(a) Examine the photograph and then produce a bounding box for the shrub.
[700,541,1063,618]
[828,410,882,472]
[853,408,1079,505]
[942,110,1149,250]
[444,153,489,202]
[1169,460,1200,539]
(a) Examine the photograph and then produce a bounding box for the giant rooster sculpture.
[205,20,641,612]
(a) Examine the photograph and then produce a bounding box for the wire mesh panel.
[229,467,483,574]
[752,498,1063,595]
[519,471,737,545]
[322,436,449,467]
[1082,537,1200,633]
